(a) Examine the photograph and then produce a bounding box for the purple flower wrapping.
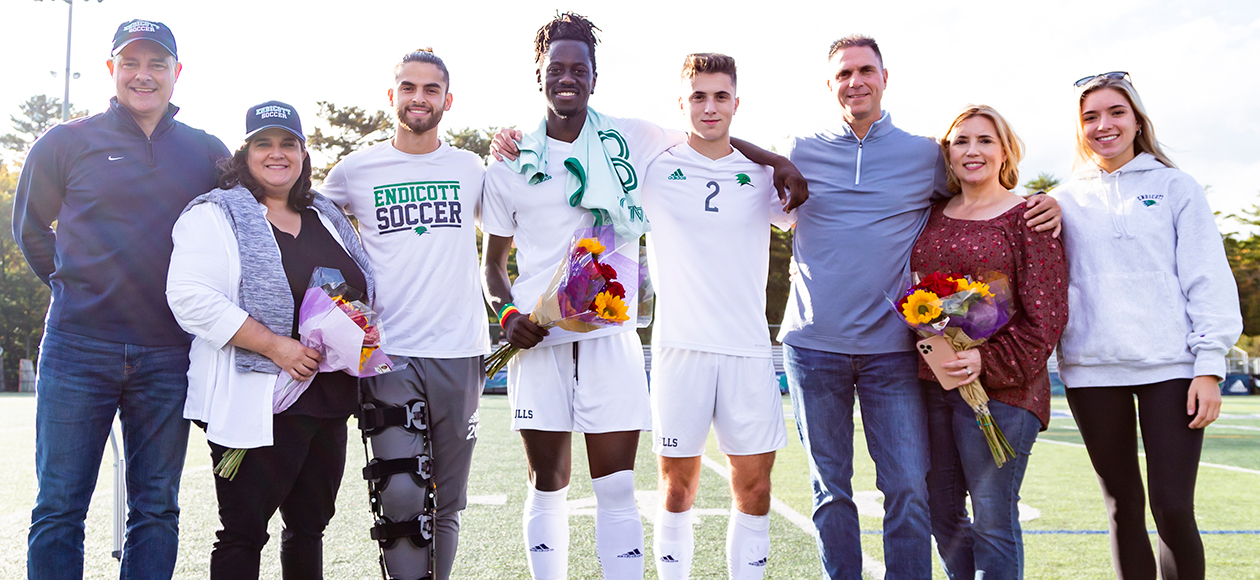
[549,225,640,324]
[887,272,1014,342]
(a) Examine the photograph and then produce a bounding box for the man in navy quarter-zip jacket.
[777,36,1060,580]
[13,19,228,580]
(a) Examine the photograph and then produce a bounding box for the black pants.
[1066,379,1205,580]
[207,414,349,580]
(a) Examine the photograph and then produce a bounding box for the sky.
[3,0,1258,225]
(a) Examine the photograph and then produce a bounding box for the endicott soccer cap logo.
[244,100,306,143]
[111,19,178,59]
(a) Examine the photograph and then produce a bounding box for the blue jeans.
[783,345,931,580]
[925,383,1040,580]
[28,326,191,580]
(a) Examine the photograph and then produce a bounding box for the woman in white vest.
[167,101,374,579]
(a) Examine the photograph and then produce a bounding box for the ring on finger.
[965,368,973,376]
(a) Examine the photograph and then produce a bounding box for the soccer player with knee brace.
[641,53,803,580]
[320,48,487,580]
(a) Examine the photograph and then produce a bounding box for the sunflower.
[576,238,606,256]
[592,291,630,323]
[901,289,942,325]
[958,279,994,298]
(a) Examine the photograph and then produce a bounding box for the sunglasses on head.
[1075,71,1130,88]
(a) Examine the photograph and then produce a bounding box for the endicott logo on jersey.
[736,173,752,186]
[1137,193,1164,207]
[372,180,464,236]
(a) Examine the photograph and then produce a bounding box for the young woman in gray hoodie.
[1051,72,1241,580]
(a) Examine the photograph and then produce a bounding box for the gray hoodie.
[1051,152,1241,387]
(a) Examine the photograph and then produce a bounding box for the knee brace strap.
[371,514,434,549]
[360,399,428,435]
[363,455,433,489]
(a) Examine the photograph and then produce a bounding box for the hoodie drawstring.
[1102,170,1135,240]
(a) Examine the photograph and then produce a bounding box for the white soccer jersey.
[320,140,490,358]
[642,144,794,358]
[482,116,683,348]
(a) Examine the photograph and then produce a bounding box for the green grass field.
[0,393,1256,579]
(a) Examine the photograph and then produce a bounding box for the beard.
[396,103,443,135]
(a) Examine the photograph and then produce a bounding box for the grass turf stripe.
[698,453,887,579]
[1036,438,1260,476]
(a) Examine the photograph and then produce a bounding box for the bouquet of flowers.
[215,267,395,480]
[890,271,1017,466]
[485,225,638,378]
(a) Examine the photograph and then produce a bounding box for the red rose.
[916,271,961,298]
[596,261,618,281]
[605,281,626,298]
[338,302,370,328]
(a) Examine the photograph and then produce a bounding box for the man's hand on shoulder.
[772,158,809,213]
[1024,193,1062,238]
[491,128,523,162]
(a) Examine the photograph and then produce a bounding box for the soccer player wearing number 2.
[642,54,802,580]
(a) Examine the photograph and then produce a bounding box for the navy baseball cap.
[244,101,305,142]
[111,19,177,59]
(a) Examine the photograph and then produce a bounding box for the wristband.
[498,304,522,323]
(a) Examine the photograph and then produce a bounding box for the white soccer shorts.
[507,330,652,433]
[650,347,787,457]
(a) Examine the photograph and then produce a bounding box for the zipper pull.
[855,140,864,186]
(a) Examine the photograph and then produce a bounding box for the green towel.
[506,108,650,240]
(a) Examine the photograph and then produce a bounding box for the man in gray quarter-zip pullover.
[777,35,1059,580]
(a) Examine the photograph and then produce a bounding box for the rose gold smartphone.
[916,335,962,391]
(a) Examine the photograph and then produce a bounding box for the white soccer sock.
[653,507,694,580]
[524,486,569,580]
[726,509,770,580]
[592,470,644,580]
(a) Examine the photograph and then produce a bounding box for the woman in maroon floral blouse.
[910,105,1068,579]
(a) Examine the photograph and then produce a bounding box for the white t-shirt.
[481,116,683,348]
[320,140,490,358]
[642,143,794,358]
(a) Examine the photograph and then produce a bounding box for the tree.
[1022,172,1061,195]
[0,95,87,388]
[1,94,86,159]
[0,162,52,389]
[1223,201,1260,335]
[444,126,497,163]
[307,101,392,181]
[767,228,793,333]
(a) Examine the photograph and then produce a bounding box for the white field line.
[1211,424,1260,432]
[699,454,886,580]
[1037,438,1260,476]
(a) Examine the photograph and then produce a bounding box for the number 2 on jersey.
[705,181,720,213]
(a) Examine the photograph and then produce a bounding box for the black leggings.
[207,414,348,580]
[1066,379,1204,580]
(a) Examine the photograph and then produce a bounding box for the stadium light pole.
[38,0,105,121]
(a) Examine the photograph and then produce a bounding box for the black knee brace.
[359,398,437,580]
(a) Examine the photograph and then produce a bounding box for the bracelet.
[498,304,521,323]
